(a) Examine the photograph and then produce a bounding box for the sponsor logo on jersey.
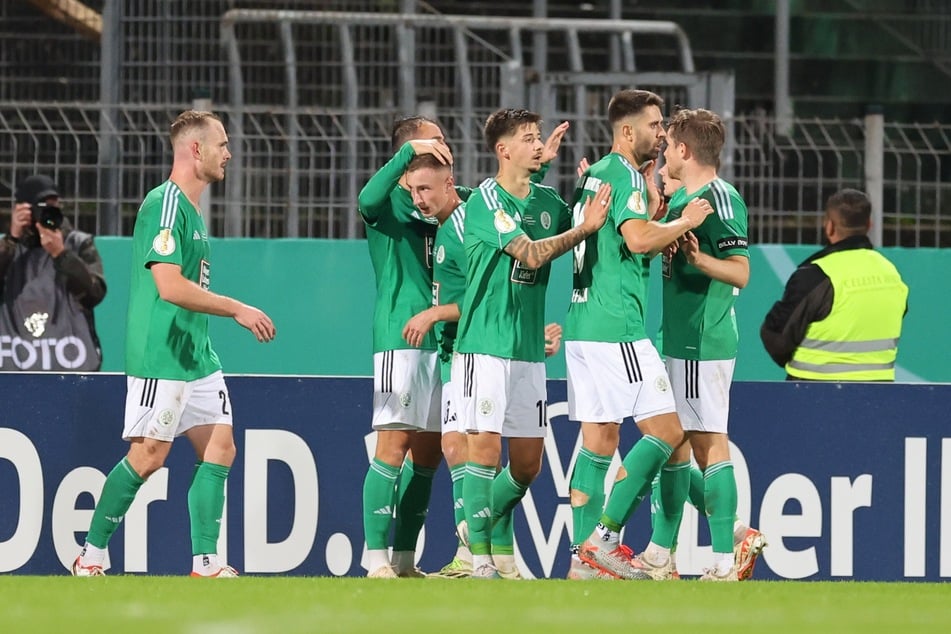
[510,260,538,285]
[23,312,50,337]
[152,229,176,256]
[494,209,517,234]
[628,191,646,214]
[200,259,211,289]
[540,211,552,230]
[192,230,203,240]
[435,244,446,264]
[717,236,749,250]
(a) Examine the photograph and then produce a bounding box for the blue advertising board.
[1,374,947,581]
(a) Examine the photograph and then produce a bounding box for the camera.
[31,202,64,230]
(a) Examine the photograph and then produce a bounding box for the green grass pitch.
[1,577,948,633]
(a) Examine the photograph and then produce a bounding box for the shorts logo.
[654,376,670,393]
[494,210,516,234]
[152,229,176,256]
[399,392,412,408]
[157,409,176,427]
[435,244,446,264]
[478,398,494,417]
[540,211,552,230]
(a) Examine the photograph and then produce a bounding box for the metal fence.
[2,100,948,246]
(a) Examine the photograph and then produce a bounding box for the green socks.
[601,435,673,530]
[362,458,400,550]
[450,463,466,529]
[463,462,496,556]
[393,459,436,551]
[490,467,529,555]
[688,464,706,515]
[188,461,230,555]
[650,461,691,549]
[569,447,612,545]
[85,457,145,549]
[704,460,738,554]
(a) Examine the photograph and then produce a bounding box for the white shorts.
[451,352,548,438]
[665,357,735,433]
[440,378,465,435]
[566,340,677,424]
[123,370,233,442]
[371,349,441,432]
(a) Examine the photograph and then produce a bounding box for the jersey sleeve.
[465,188,525,250]
[612,167,650,231]
[358,143,415,224]
[708,189,750,259]
[139,190,184,268]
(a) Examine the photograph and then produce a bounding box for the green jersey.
[456,178,571,362]
[433,203,466,382]
[126,180,221,380]
[358,142,472,353]
[661,178,749,360]
[564,153,653,343]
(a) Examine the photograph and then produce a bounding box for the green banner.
[94,238,943,382]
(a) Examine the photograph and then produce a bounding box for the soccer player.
[563,90,714,580]
[403,154,564,579]
[359,116,573,578]
[72,110,276,577]
[636,107,753,581]
[648,162,767,581]
[358,116,454,578]
[453,108,611,578]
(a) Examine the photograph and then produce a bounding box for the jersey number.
[536,400,548,428]
[218,390,230,416]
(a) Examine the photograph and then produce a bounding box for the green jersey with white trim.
[126,180,221,380]
[456,178,571,362]
[433,202,466,382]
[359,142,472,353]
[661,178,749,360]
[564,152,653,343]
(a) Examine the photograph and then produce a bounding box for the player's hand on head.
[576,157,590,178]
[540,121,570,164]
[581,182,612,233]
[683,197,713,228]
[544,322,563,357]
[235,304,276,343]
[408,139,453,165]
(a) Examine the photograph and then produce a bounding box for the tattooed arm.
[502,183,612,270]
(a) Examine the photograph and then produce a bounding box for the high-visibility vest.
[786,248,907,381]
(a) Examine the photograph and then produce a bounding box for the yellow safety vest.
[786,248,908,381]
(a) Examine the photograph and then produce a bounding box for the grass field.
[1,577,949,633]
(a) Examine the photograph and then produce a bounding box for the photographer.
[0,174,106,371]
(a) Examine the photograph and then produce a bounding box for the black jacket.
[0,221,107,371]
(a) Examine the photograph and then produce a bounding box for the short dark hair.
[826,188,871,230]
[607,89,664,126]
[666,108,724,167]
[390,116,444,152]
[483,108,542,153]
[406,153,451,174]
[170,110,220,146]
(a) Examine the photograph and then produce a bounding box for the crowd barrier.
[2,374,947,581]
